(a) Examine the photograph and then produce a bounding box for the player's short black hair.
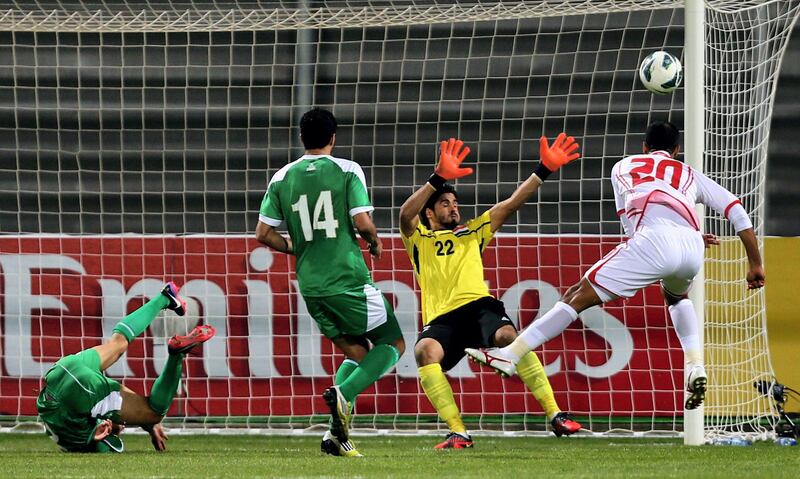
[420,183,458,228]
[645,120,680,152]
[300,107,337,150]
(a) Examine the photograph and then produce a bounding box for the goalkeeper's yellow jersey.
[401,210,495,325]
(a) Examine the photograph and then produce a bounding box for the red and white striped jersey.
[610,150,752,237]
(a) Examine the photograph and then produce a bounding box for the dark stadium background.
[0,15,796,236]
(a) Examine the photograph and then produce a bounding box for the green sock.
[112,294,169,343]
[148,353,183,416]
[334,358,359,418]
[338,344,399,402]
[335,358,359,386]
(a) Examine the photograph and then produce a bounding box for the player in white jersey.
[466,121,765,410]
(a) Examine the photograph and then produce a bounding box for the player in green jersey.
[256,107,405,457]
[36,282,216,453]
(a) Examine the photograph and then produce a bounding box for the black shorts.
[416,296,515,371]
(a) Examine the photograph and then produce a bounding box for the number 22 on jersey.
[291,190,339,241]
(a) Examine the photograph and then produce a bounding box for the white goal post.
[0,1,796,444]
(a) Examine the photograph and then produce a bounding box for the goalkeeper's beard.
[436,213,460,230]
[441,219,459,230]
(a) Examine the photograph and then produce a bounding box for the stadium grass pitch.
[1,433,798,478]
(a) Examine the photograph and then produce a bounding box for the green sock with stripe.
[334,358,360,415]
[338,345,399,402]
[335,358,360,386]
[112,294,169,343]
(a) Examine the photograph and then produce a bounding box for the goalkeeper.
[399,135,582,449]
[36,282,216,453]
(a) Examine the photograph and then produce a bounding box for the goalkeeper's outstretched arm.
[399,138,472,237]
[399,182,435,237]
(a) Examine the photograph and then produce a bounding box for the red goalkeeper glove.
[535,133,580,181]
[434,138,473,181]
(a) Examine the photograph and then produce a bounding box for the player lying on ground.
[256,107,405,457]
[467,120,765,410]
[37,282,216,453]
[398,135,582,449]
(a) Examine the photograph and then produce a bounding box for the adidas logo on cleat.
[321,431,362,457]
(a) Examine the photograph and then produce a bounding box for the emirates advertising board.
[0,236,684,417]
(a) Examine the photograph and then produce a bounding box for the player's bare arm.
[142,423,169,452]
[399,183,435,236]
[95,416,166,452]
[488,133,580,232]
[487,174,543,233]
[353,211,382,259]
[691,158,764,290]
[255,221,293,254]
[399,138,472,236]
[737,227,765,289]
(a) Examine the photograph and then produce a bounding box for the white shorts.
[584,224,705,302]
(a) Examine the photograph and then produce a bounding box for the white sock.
[668,299,702,367]
[504,302,579,360]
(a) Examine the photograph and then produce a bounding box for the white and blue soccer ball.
[639,51,683,95]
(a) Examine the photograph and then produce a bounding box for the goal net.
[0,1,795,442]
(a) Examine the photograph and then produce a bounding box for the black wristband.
[534,163,553,182]
[427,173,446,190]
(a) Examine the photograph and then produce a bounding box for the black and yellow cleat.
[323,386,351,443]
[321,431,363,457]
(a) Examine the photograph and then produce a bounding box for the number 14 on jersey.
[291,191,339,241]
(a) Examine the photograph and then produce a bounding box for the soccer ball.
[638,51,683,95]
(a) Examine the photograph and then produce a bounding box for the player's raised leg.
[93,281,188,370]
[37,282,196,453]
[466,282,596,377]
[119,324,216,423]
[468,279,603,391]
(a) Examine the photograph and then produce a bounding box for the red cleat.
[161,282,187,316]
[168,324,216,355]
[434,432,473,449]
[550,412,581,437]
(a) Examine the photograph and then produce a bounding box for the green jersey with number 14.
[259,154,374,297]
